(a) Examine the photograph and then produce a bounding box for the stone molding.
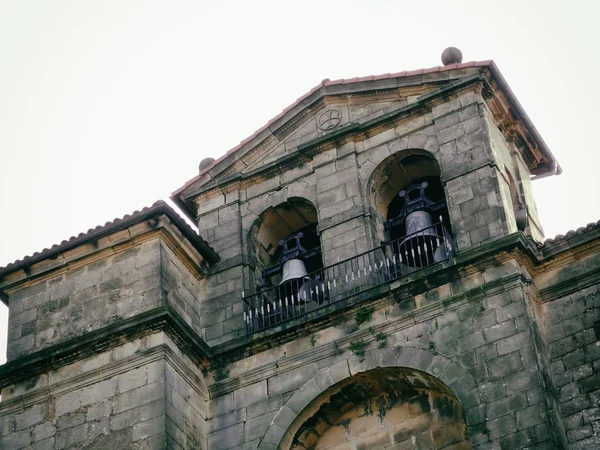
[0,342,208,421]
[0,307,211,391]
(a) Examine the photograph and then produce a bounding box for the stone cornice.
[0,306,212,391]
[0,204,220,305]
[0,343,208,417]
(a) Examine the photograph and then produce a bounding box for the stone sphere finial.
[441,47,463,66]
[199,157,215,172]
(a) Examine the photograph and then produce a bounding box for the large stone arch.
[259,346,480,449]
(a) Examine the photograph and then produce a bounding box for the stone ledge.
[0,306,211,390]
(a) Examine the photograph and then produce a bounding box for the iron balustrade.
[243,222,453,334]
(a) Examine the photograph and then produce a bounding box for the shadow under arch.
[259,346,480,449]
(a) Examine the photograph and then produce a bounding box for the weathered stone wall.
[530,249,600,449]
[198,265,245,345]
[205,258,556,449]
[160,242,202,336]
[6,239,163,361]
[0,331,207,450]
[165,354,208,449]
[482,106,545,241]
[1,335,167,449]
[5,237,208,360]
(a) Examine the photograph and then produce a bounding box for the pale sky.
[1,0,599,364]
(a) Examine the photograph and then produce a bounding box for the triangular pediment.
[174,64,484,193]
[172,60,559,222]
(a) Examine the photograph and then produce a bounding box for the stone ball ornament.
[199,157,215,172]
[441,47,463,66]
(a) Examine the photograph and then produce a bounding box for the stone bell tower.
[1,49,599,450]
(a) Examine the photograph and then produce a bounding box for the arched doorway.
[288,367,471,450]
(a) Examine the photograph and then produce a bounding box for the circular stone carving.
[318,109,342,130]
[441,47,463,66]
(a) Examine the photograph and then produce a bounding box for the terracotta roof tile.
[0,201,219,276]
[372,73,391,80]
[543,220,600,245]
[440,63,458,72]
[422,66,441,74]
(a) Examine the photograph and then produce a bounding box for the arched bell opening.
[245,198,325,330]
[367,150,453,272]
[247,198,323,287]
[288,367,471,450]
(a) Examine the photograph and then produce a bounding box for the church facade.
[1,52,599,449]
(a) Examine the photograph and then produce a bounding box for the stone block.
[487,393,528,419]
[0,428,31,449]
[516,403,547,429]
[567,424,594,443]
[208,422,245,450]
[110,398,163,431]
[234,381,267,410]
[56,423,88,448]
[245,411,276,443]
[499,429,537,449]
[132,415,164,442]
[561,396,593,417]
[486,414,517,440]
[14,404,45,431]
[204,406,244,436]
[33,421,56,442]
[504,367,540,397]
[87,401,112,422]
[208,393,234,420]
[267,365,316,397]
[479,380,506,402]
[57,411,86,430]
[486,351,522,379]
[497,332,531,356]
[483,320,516,343]
[117,365,147,394]
[113,381,164,415]
[458,331,485,353]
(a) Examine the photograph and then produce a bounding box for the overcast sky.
[1,0,599,364]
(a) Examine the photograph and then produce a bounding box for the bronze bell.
[279,259,314,303]
[399,210,444,268]
[280,259,309,284]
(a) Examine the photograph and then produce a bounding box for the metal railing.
[243,222,453,334]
